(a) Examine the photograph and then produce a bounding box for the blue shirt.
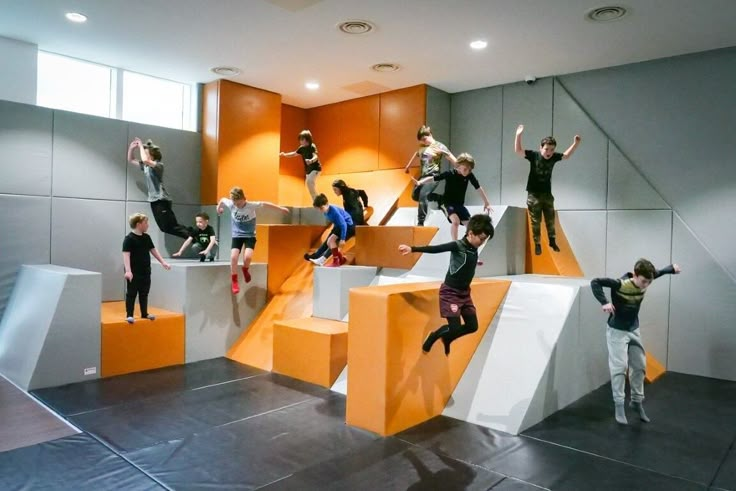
[324,205,353,241]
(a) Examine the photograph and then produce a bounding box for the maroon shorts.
[439,283,476,318]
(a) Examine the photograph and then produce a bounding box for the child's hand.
[404,168,410,174]
[279,152,285,157]
[217,207,223,215]
[673,264,681,274]
[574,134,582,143]
[124,271,133,281]
[172,252,181,257]
[398,244,411,255]
[338,240,346,248]
[516,124,524,135]
[484,204,493,214]
[162,262,171,271]
[411,177,419,184]
[602,303,615,314]
[280,207,289,214]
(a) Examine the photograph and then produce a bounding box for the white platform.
[313,265,377,321]
[0,264,101,390]
[150,261,268,363]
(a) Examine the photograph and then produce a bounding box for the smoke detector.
[371,63,400,73]
[337,20,375,35]
[586,6,628,22]
[211,66,241,76]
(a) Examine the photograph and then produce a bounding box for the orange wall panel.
[217,80,281,203]
[280,104,308,179]
[307,103,342,172]
[201,81,220,204]
[328,95,380,174]
[355,226,438,269]
[379,85,427,170]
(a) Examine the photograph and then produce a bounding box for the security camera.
[524,75,537,85]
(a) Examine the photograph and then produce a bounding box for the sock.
[330,248,341,261]
[629,401,650,422]
[242,266,251,283]
[422,331,439,353]
[231,273,239,294]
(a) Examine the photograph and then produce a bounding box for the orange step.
[355,226,438,269]
[100,302,185,378]
[525,211,584,276]
[273,317,348,388]
[346,279,511,436]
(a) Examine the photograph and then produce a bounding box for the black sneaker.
[442,337,451,356]
[208,257,215,262]
[422,331,439,353]
[549,239,560,252]
[199,255,206,262]
[534,243,542,256]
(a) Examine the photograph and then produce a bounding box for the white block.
[313,265,377,321]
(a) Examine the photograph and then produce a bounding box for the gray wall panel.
[450,87,502,205]
[52,111,128,200]
[425,86,451,149]
[0,101,53,196]
[668,214,736,380]
[607,143,669,210]
[557,211,607,278]
[127,123,201,205]
[606,210,672,365]
[551,81,607,210]
[51,198,127,301]
[500,78,553,207]
[0,195,51,320]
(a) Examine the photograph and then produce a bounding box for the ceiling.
[2,0,736,108]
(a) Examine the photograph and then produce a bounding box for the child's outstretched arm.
[279,150,298,158]
[403,152,418,173]
[514,125,525,157]
[262,201,290,214]
[399,241,459,255]
[150,248,171,270]
[412,175,435,186]
[562,135,582,160]
[127,139,142,165]
[654,263,681,279]
[477,187,493,213]
[216,198,229,215]
[173,237,193,257]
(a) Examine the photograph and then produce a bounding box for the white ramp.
[443,275,609,435]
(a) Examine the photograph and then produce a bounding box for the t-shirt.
[222,199,262,238]
[590,265,676,331]
[341,188,368,226]
[411,238,479,290]
[139,161,171,202]
[324,205,354,241]
[434,170,480,205]
[190,224,216,247]
[418,142,449,176]
[296,144,321,174]
[122,232,155,276]
[524,150,563,194]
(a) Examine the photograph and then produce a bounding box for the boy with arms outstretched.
[591,259,681,424]
[514,125,581,255]
[413,153,492,240]
[399,214,494,355]
[279,129,322,200]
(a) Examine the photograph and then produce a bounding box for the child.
[331,179,369,226]
[590,259,681,424]
[127,138,190,239]
[413,153,492,241]
[217,187,289,294]
[306,193,354,267]
[399,214,494,355]
[404,126,457,226]
[514,125,581,255]
[172,212,218,262]
[122,213,171,324]
[279,129,321,200]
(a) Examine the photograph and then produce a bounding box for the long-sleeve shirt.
[341,188,369,225]
[411,238,479,290]
[324,205,354,241]
[590,265,676,331]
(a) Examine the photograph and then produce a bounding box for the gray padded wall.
[0,101,52,196]
[607,144,669,210]
[500,78,553,206]
[450,87,502,205]
[557,211,606,278]
[425,86,451,149]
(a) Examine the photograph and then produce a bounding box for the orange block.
[355,226,438,269]
[525,211,584,277]
[100,302,184,378]
[646,355,666,383]
[273,318,348,388]
[346,279,511,436]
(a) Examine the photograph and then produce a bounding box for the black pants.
[308,225,356,259]
[125,274,151,318]
[150,200,190,239]
[434,314,479,346]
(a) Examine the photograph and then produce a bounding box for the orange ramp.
[355,226,438,269]
[525,211,584,277]
[346,279,511,436]
[101,302,185,378]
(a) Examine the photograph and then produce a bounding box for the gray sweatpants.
[606,326,646,405]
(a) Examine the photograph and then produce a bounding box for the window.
[122,71,192,130]
[37,51,114,118]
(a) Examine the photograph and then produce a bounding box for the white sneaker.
[309,256,327,266]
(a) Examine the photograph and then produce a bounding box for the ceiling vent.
[586,6,628,22]
[337,20,375,35]
[371,63,400,73]
[211,66,241,76]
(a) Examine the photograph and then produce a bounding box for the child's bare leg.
[230,248,240,275]
[242,247,254,283]
[449,214,461,241]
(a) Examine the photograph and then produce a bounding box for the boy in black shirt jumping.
[413,153,492,241]
[122,213,171,324]
[173,212,218,262]
[399,214,494,356]
[514,125,581,255]
[591,258,681,424]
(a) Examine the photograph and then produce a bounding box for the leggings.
[434,314,479,347]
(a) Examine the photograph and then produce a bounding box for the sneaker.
[231,275,240,294]
[549,239,560,252]
[208,257,215,262]
[534,243,542,256]
[629,401,650,423]
[614,404,628,425]
[144,314,156,321]
[441,337,451,356]
[126,316,135,324]
[309,256,327,266]
[199,255,206,262]
[242,267,251,283]
[422,331,439,353]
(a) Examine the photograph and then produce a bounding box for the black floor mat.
[0,433,164,491]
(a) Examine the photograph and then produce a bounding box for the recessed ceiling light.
[211,66,241,76]
[469,40,488,50]
[337,20,375,35]
[586,6,628,22]
[371,63,400,73]
[65,12,87,23]
[305,81,320,90]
